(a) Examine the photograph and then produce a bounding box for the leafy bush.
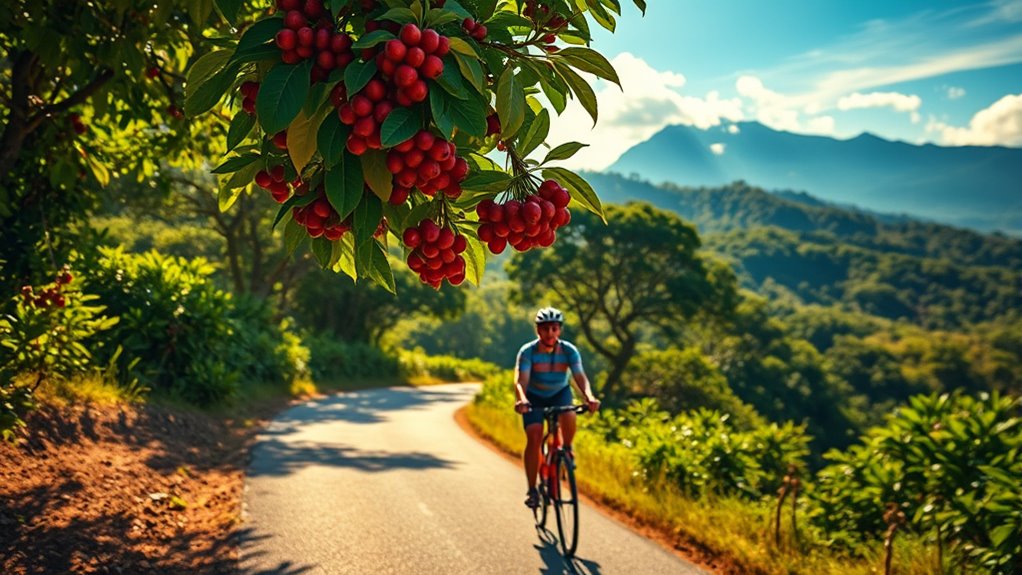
[585,398,810,499]
[1,269,117,439]
[306,334,401,382]
[398,349,502,383]
[809,392,1022,572]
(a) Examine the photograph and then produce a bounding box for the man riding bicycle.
[514,307,600,509]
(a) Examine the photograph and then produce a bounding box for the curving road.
[239,383,708,575]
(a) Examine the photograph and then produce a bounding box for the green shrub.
[809,392,1022,572]
[398,349,503,383]
[1,268,117,439]
[306,334,401,382]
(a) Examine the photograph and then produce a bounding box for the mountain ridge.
[606,121,1022,235]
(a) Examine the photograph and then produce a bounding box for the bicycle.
[532,404,588,557]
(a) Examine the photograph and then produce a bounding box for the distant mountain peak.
[608,123,1022,235]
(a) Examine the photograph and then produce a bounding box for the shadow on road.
[264,386,474,431]
[248,438,458,477]
[238,526,316,575]
[534,526,603,575]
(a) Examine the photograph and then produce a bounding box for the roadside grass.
[464,401,941,575]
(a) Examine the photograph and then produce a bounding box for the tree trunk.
[0,52,38,189]
[601,337,636,400]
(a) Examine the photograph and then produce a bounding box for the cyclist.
[514,306,600,509]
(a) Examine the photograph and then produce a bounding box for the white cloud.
[926,93,1022,146]
[735,75,835,135]
[709,143,726,155]
[727,124,740,134]
[837,91,922,113]
[544,53,744,170]
[947,86,967,100]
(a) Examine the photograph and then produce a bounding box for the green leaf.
[236,17,284,54]
[288,106,330,174]
[335,231,357,279]
[222,159,261,190]
[379,107,421,148]
[461,170,512,194]
[354,193,383,247]
[585,0,616,31]
[218,184,243,212]
[324,152,364,220]
[542,142,588,164]
[555,47,621,87]
[435,57,468,100]
[496,67,526,140]
[425,8,461,27]
[446,36,479,59]
[226,111,256,152]
[211,152,260,174]
[353,30,397,50]
[214,0,243,26]
[537,70,568,116]
[186,49,232,93]
[366,241,397,293]
[256,61,313,135]
[361,149,394,202]
[632,0,647,15]
[232,43,280,65]
[452,51,485,95]
[429,87,487,139]
[554,61,598,125]
[344,59,379,98]
[462,232,486,286]
[284,217,305,257]
[311,237,334,268]
[542,167,604,222]
[378,7,417,24]
[272,189,317,229]
[518,108,549,158]
[317,113,351,169]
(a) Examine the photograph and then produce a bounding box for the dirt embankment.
[1,402,253,574]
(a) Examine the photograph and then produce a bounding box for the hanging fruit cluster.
[189,0,645,291]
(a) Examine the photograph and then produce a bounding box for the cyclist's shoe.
[525,487,540,509]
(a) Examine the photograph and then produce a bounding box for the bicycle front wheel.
[534,446,551,528]
[553,452,579,556]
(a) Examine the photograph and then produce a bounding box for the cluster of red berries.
[20,270,74,309]
[240,81,260,115]
[523,0,568,28]
[69,113,87,135]
[402,220,468,288]
[386,130,469,202]
[255,165,294,203]
[334,81,391,154]
[475,180,572,254]
[274,0,355,83]
[292,187,351,240]
[461,18,488,41]
[368,23,449,105]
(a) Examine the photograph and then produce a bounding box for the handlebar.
[535,404,590,415]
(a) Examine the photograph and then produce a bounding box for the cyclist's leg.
[522,391,546,494]
[553,387,577,452]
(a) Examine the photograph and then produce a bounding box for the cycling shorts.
[522,386,573,429]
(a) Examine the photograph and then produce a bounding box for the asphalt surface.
[240,383,709,575]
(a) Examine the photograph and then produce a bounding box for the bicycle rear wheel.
[553,452,579,556]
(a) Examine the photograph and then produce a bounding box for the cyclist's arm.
[571,371,600,411]
[514,350,532,413]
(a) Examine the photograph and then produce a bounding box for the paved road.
[240,383,708,575]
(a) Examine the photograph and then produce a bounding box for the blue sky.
[548,0,1022,170]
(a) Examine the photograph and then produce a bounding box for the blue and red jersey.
[516,339,584,398]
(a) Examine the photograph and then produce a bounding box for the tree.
[507,202,737,397]
[186,0,647,291]
[0,1,230,290]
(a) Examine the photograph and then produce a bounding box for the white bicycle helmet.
[534,307,564,324]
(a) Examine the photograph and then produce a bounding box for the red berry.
[285,10,306,30]
[385,39,407,62]
[373,100,394,123]
[282,50,301,64]
[354,116,376,137]
[364,79,386,102]
[394,65,418,88]
[420,29,440,53]
[472,25,487,41]
[270,164,286,182]
[303,0,324,19]
[403,148,424,168]
[241,81,260,98]
[351,95,373,117]
[405,80,428,102]
[146,66,160,79]
[420,55,443,79]
[316,50,335,69]
[403,227,422,248]
[400,23,422,46]
[437,227,455,249]
[347,135,368,155]
[273,131,288,150]
[338,104,356,124]
[389,186,410,205]
[435,36,450,56]
[488,237,508,254]
[278,0,301,10]
[404,47,425,67]
[415,131,436,151]
[331,33,352,53]
[419,219,440,243]
[523,201,542,224]
[386,152,404,174]
[255,170,273,188]
[297,27,314,47]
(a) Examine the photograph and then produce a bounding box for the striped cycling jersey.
[516,339,584,398]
